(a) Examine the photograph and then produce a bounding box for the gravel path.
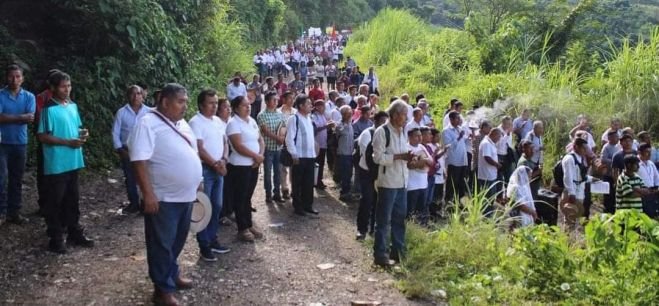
[0,169,424,306]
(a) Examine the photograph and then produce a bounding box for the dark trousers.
[407,188,428,224]
[0,144,27,215]
[357,168,377,234]
[36,143,46,213]
[144,201,192,293]
[43,170,82,240]
[642,193,659,218]
[477,179,497,216]
[446,165,468,204]
[603,175,616,214]
[583,183,592,218]
[337,155,353,195]
[315,148,327,185]
[431,183,444,215]
[226,164,255,231]
[292,158,315,212]
[120,156,140,209]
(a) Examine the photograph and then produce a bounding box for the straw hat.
[190,191,212,233]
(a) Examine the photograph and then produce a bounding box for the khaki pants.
[560,191,584,231]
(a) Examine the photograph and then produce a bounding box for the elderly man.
[129,83,202,305]
[405,107,425,133]
[372,100,413,267]
[417,99,433,127]
[112,85,149,214]
[524,121,544,166]
[477,128,502,211]
[335,105,354,202]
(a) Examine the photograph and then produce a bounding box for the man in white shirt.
[372,100,413,267]
[128,84,202,305]
[496,116,515,184]
[278,91,296,200]
[524,121,544,166]
[112,85,150,213]
[189,89,231,261]
[442,111,470,204]
[406,128,433,224]
[478,128,502,213]
[637,143,659,217]
[442,101,464,130]
[286,94,318,216]
[355,111,389,240]
[405,108,425,134]
[560,138,593,231]
[226,77,247,101]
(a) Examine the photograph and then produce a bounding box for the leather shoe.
[304,208,319,215]
[294,210,307,216]
[175,276,193,290]
[152,289,181,306]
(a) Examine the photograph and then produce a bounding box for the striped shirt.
[257,109,285,151]
[616,173,644,210]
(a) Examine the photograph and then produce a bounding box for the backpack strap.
[382,125,392,174]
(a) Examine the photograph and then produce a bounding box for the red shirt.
[308,87,325,102]
[34,89,52,134]
[274,81,288,97]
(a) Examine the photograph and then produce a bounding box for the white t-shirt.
[478,137,498,181]
[407,144,429,191]
[496,130,512,155]
[434,155,446,184]
[405,104,414,124]
[189,113,226,162]
[128,112,202,202]
[405,120,424,134]
[226,116,261,166]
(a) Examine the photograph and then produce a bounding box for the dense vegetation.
[401,195,659,304]
[346,8,659,179]
[346,7,659,304]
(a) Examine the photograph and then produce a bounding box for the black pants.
[226,164,255,231]
[357,168,377,234]
[583,183,592,218]
[36,143,46,213]
[315,148,327,186]
[446,165,468,204]
[602,175,616,214]
[44,170,82,240]
[292,158,315,212]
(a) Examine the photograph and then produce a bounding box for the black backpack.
[552,153,587,191]
[364,126,391,180]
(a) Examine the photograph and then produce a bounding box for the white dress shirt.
[286,113,316,159]
[638,158,659,187]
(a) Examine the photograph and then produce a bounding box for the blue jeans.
[120,156,139,208]
[263,150,281,198]
[196,166,224,248]
[407,188,428,224]
[337,155,353,195]
[0,144,27,215]
[144,201,192,293]
[374,187,407,261]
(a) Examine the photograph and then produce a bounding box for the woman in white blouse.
[226,96,265,242]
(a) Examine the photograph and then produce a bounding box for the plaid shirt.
[257,109,285,151]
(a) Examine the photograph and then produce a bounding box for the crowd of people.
[1,32,658,305]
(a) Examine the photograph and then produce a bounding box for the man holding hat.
[129,83,202,306]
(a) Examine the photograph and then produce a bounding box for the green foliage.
[400,192,659,304]
[348,9,659,177]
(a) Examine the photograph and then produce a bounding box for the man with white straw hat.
[128,83,202,306]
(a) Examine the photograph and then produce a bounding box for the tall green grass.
[348,9,659,170]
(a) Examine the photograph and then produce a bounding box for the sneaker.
[200,248,217,262]
[7,213,28,225]
[48,239,67,254]
[355,232,366,241]
[210,241,231,254]
[238,230,255,242]
[249,226,264,240]
[265,196,273,204]
[122,204,141,214]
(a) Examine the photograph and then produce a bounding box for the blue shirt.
[111,103,150,149]
[38,100,85,175]
[0,88,36,145]
[442,125,469,167]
